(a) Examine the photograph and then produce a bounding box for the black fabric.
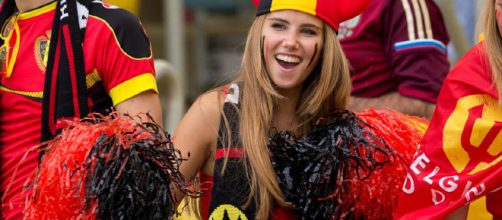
[40,0,92,142]
[0,0,16,30]
[90,4,151,58]
[208,84,257,219]
[87,81,113,115]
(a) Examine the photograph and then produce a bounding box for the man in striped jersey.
[339,0,449,119]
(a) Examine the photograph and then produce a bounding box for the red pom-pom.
[23,113,192,219]
[346,109,429,219]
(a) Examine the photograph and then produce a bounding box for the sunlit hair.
[221,13,353,218]
[482,0,502,102]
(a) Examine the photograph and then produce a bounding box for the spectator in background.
[338,0,450,118]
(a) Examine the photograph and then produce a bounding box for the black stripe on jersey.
[90,2,151,58]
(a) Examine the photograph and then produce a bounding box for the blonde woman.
[172,0,389,219]
[395,0,502,219]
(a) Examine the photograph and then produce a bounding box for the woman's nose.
[282,33,300,49]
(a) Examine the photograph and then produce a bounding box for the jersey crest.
[34,30,51,72]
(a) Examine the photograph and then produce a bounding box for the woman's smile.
[262,10,323,91]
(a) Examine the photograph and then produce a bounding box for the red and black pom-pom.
[268,109,427,219]
[24,113,198,219]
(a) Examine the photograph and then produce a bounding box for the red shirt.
[0,2,157,218]
[339,0,449,103]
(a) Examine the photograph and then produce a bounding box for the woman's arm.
[348,92,435,118]
[172,90,222,202]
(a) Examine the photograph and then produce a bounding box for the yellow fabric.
[271,0,318,16]
[18,1,56,20]
[467,196,492,220]
[0,85,43,98]
[174,198,199,220]
[85,69,101,89]
[209,204,248,220]
[4,18,19,78]
[109,73,158,106]
[443,95,502,174]
[104,0,140,15]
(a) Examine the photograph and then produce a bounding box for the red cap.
[252,0,371,30]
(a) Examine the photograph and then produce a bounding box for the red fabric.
[215,148,243,159]
[199,174,213,220]
[395,43,502,219]
[487,189,502,218]
[339,0,449,102]
[0,4,155,219]
[271,206,297,220]
[251,0,371,31]
[62,25,82,118]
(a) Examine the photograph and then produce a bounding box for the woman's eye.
[271,23,286,30]
[301,29,317,36]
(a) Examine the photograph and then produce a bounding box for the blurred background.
[104,0,484,132]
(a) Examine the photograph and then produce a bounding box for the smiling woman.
[172,0,377,219]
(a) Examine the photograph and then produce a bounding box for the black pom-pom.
[269,111,393,219]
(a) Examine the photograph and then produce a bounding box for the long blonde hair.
[482,0,502,102]
[230,14,352,218]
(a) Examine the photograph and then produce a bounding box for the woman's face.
[496,0,502,36]
[261,10,323,92]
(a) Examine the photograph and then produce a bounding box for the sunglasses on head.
[0,12,19,77]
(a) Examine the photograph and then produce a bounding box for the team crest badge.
[34,31,51,72]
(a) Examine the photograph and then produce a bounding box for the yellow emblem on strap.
[208,204,248,220]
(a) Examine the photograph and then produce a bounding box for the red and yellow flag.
[395,43,502,219]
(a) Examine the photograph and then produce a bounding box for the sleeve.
[96,8,158,106]
[384,0,450,103]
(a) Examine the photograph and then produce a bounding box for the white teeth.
[276,54,301,64]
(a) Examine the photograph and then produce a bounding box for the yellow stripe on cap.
[270,0,318,16]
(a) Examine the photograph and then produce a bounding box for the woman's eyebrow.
[301,23,322,30]
[268,17,321,30]
[268,17,289,24]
